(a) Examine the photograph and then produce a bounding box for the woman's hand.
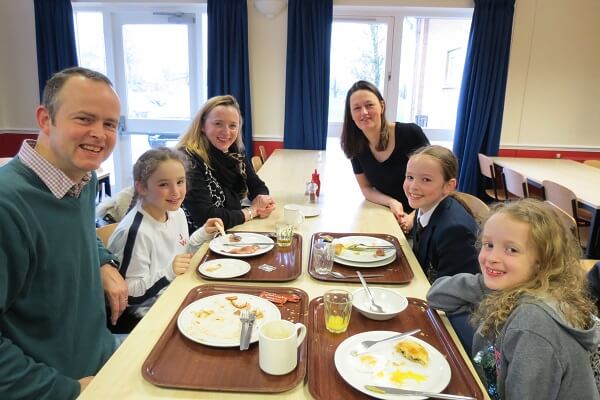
[172,253,192,275]
[399,211,415,234]
[388,199,405,223]
[252,195,276,218]
[203,217,224,234]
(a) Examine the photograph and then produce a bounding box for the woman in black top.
[178,95,275,230]
[340,80,429,224]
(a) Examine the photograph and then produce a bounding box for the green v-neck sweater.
[0,159,114,400]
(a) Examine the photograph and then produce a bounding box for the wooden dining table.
[491,156,600,258]
[80,144,487,399]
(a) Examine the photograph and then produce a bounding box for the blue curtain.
[283,0,333,150]
[453,0,515,195]
[207,0,253,159]
[34,0,78,101]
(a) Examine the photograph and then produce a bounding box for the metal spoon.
[356,271,385,313]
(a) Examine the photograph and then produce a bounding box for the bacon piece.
[259,291,301,305]
[259,291,288,305]
[226,245,259,254]
[282,293,301,303]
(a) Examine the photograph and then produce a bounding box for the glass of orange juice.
[324,289,352,333]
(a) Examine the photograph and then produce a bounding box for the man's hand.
[79,376,94,393]
[101,265,128,326]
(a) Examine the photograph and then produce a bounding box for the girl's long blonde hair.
[177,95,244,166]
[473,199,596,337]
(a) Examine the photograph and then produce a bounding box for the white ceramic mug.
[283,204,305,227]
[259,319,307,375]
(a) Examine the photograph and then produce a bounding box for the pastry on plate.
[394,340,429,366]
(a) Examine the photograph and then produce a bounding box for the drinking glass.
[324,289,352,334]
[276,223,293,247]
[312,240,334,275]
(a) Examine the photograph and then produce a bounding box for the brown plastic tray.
[307,296,484,400]
[142,284,309,393]
[196,232,302,282]
[308,232,414,284]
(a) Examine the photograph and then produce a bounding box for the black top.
[182,147,269,231]
[350,122,429,212]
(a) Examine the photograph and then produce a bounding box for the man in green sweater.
[0,67,128,399]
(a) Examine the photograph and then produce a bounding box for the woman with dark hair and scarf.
[178,95,275,230]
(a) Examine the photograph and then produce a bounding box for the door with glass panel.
[74,7,205,190]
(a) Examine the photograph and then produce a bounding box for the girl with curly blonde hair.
[427,198,599,400]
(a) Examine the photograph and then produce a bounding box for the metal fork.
[350,328,421,356]
[240,310,256,350]
[239,310,250,350]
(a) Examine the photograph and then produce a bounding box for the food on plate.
[184,296,267,341]
[374,248,386,257]
[229,233,242,242]
[334,243,345,256]
[259,291,301,305]
[389,369,427,385]
[226,295,248,309]
[204,263,223,273]
[225,245,260,254]
[193,309,214,319]
[394,340,429,366]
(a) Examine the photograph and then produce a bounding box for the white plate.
[335,236,396,263]
[334,331,451,400]
[286,203,321,217]
[198,258,251,279]
[209,232,274,258]
[334,253,397,268]
[177,293,281,347]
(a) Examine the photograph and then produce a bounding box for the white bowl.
[352,287,408,320]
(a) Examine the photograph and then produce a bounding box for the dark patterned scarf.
[208,144,248,198]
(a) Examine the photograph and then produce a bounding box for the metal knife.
[365,385,476,400]
[223,243,274,246]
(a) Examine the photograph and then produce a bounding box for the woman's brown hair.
[340,80,389,158]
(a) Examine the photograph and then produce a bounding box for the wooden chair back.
[584,159,600,169]
[502,167,529,198]
[477,153,507,201]
[544,200,580,245]
[251,155,263,171]
[258,145,268,163]
[453,192,490,225]
[543,180,577,220]
[96,223,117,246]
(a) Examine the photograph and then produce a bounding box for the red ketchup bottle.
[312,169,321,197]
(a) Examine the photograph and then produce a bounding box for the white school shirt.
[107,203,213,316]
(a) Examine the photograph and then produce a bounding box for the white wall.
[501,0,600,149]
[1,0,599,150]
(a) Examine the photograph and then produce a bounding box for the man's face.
[36,76,120,181]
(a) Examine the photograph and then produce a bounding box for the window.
[328,7,472,148]
[73,5,207,190]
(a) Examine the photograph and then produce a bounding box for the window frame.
[329,6,473,145]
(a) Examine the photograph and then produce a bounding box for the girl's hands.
[204,217,224,235]
[172,253,192,275]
